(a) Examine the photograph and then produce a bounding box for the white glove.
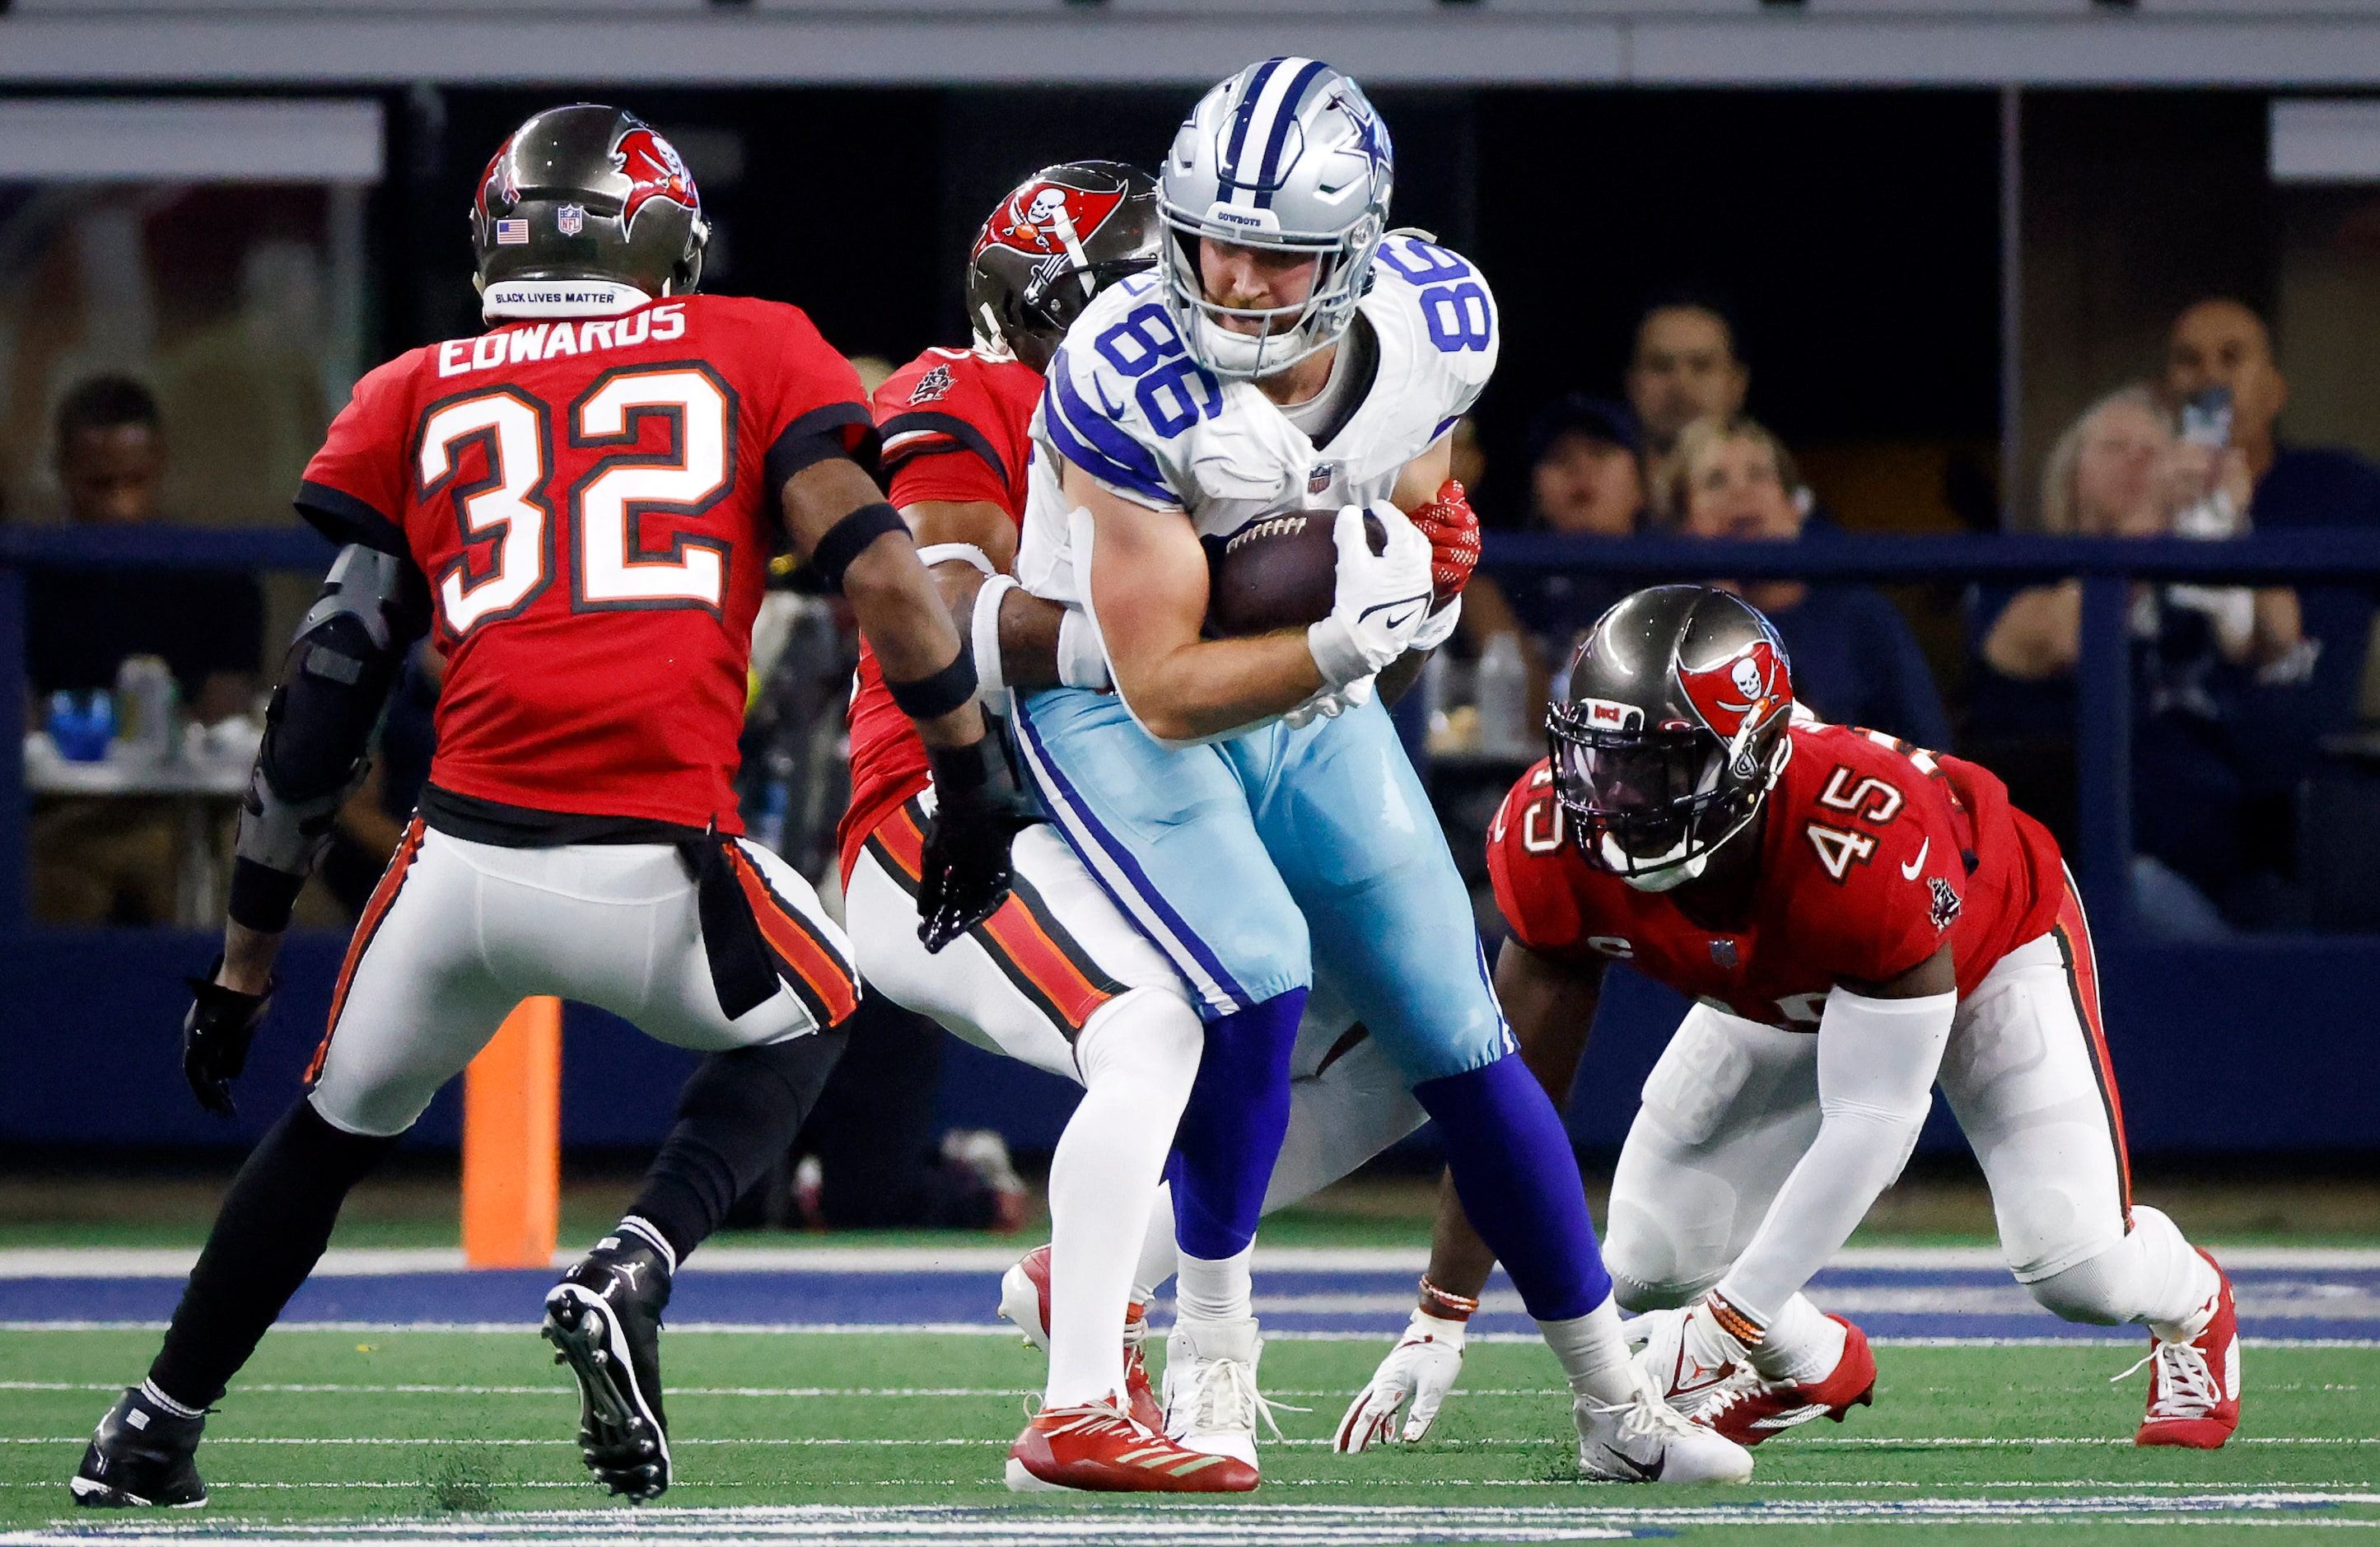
[1408,593,1463,654]
[1306,503,1435,689]
[1285,673,1374,731]
[1333,1309,1466,1451]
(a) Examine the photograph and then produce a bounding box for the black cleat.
[544,1232,674,1501]
[71,1387,208,1509]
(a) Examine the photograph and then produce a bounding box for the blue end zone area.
[4,1258,2373,1343]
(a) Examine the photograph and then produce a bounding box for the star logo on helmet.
[610,124,698,231]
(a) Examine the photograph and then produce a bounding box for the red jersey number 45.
[418,364,735,635]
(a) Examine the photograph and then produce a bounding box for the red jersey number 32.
[418,363,735,636]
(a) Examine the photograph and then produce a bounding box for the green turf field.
[1,1328,2372,1544]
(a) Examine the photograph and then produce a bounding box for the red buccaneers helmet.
[966,161,1160,372]
[471,105,707,316]
[1549,586,1795,889]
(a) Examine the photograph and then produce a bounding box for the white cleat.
[1574,1372,1755,1484]
[1160,1316,1275,1470]
[997,1247,1052,1353]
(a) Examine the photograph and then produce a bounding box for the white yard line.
[4,1243,2376,1278]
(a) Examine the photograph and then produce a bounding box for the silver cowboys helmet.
[1159,57,1393,379]
[1548,587,1796,892]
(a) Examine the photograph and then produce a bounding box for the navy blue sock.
[1166,988,1307,1261]
[1414,1054,1611,1321]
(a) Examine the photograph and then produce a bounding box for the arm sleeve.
[1712,985,1956,1324]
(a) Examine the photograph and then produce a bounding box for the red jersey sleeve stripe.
[307,816,427,1085]
[295,479,408,558]
[876,410,1012,486]
[763,401,882,490]
[725,844,861,1027]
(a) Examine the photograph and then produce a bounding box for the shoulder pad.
[1486,762,1593,957]
[1779,724,1968,979]
[1366,233,1498,404]
[1041,283,1217,512]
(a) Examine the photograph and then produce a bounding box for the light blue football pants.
[1011,687,1513,1085]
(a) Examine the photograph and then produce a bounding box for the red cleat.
[998,1245,1163,1432]
[1699,1315,1878,1447]
[1005,1398,1258,1493]
[2135,1249,2241,1449]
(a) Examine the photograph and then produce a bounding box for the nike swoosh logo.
[1357,592,1432,629]
[1600,1443,1664,1481]
[1902,837,1930,880]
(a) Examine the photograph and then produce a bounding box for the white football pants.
[308,820,852,1138]
[1605,922,2158,1321]
[846,793,1207,1409]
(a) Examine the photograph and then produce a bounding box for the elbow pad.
[231,545,429,928]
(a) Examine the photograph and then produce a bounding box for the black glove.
[183,958,273,1119]
[918,732,1038,953]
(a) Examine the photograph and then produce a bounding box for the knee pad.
[1602,1211,1719,1312]
[1075,987,1202,1086]
[2026,1244,2138,1326]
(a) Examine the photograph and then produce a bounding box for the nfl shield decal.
[1308,462,1336,496]
[557,203,586,236]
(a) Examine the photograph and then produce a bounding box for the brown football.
[1206,509,1385,638]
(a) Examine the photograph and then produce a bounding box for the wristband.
[970,574,1020,699]
[1706,1291,1766,1348]
[916,542,996,577]
[811,502,908,593]
[1056,607,1110,691]
[885,640,978,721]
[226,858,307,934]
[1419,1276,1479,1322]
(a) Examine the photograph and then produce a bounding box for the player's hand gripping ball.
[1407,479,1480,608]
[1205,508,1383,638]
[182,959,273,1119]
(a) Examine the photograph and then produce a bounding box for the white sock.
[1743,1292,1847,1384]
[2128,1205,2221,1342]
[1174,1245,1255,1325]
[1041,993,1202,1409]
[1539,1295,1635,1406]
[1133,1181,1180,1306]
[614,1215,678,1276]
[138,1379,204,1420]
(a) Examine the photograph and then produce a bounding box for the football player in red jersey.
[1341,585,2238,1454]
[833,163,1255,1493]
[70,105,1029,1511]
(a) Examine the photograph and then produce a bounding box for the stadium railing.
[2,527,2375,1156]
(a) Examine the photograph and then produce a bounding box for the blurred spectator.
[2165,297,2380,535]
[27,376,264,924]
[1672,414,1951,750]
[2163,297,2380,838]
[1972,383,2331,932]
[1626,300,1749,520]
[1458,398,1647,726]
[27,378,262,722]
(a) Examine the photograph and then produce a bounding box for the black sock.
[624,1028,850,1265]
[147,1101,397,1409]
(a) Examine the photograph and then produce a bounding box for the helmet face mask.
[1548,586,1795,890]
[1158,58,1393,380]
[967,161,1160,374]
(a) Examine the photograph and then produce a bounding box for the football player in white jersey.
[998,57,1750,1485]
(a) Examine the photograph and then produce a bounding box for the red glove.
[1407,479,1480,607]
